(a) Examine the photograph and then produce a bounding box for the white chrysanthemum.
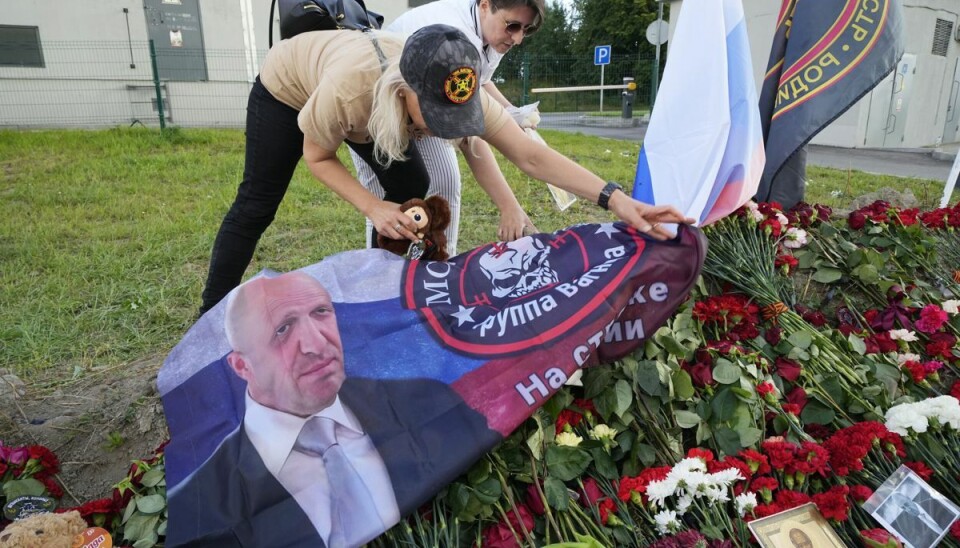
[783,227,809,249]
[889,329,918,342]
[676,470,709,498]
[710,468,744,485]
[654,510,681,535]
[646,478,676,508]
[897,353,922,364]
[673,457,707,475]
[675,494,694,515]
[589,424,618,442]
[735,492,758,516]
[942,300,960,315]
[703,483,730,503]
[555,432,583,447]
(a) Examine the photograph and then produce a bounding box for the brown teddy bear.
[377,196,451,261]
[0,510,87,548]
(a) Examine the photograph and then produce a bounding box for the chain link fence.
[0,41,659,130]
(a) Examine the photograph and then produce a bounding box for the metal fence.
[0,41,659,131]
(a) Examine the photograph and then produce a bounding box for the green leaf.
[546,445,592,481]
[595,380,632,421]
[812,267,842,283]
[800,400,836,425]
[636,443,657,468]
[847,333,867,355]
[472,477,501,504]
[582,368,614,400]
[544,476,569,511]
[772,414,790,434]
[656,332,690,359]
[543,389,574,418]
[140,467,164,488]
[712,359,742,384]
[671,369,695,400]
[467,459,491,484]
[711,387,740,422]
[635,360,662,396]
[590,447,619,480]
[674,410,702,428]
[2,478,46,500]
[714,427,742,456]
[542,534,607,548]
[786,330,812,349]
[739,427,763,448]
[123,497,137,524]
[133,532,159,548]
[852,264,880,284]
[135,494,166,515]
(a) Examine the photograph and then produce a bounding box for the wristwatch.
[597,182,623,210]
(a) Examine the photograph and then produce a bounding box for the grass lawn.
[0,127,956,379]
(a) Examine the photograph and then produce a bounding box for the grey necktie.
[294,416,382,548]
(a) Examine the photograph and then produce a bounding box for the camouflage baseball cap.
[400,24,484,139]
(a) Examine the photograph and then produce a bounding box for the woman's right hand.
[608,191,696,240]
[370,200,419,242]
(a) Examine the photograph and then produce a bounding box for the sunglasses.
[495,9,539,37]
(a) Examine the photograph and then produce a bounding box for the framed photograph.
[863,465,960,548]
[747,503,846,547]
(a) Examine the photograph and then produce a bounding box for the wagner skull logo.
[478,238,559,299]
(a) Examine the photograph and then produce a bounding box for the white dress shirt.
[386,0,503,85]
[243,392,400,547]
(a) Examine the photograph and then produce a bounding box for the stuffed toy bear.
[0,510,87,548]
[377,196,450,261]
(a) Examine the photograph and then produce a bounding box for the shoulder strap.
[362,29,388,72]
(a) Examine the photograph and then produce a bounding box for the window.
[932,18,952,57]
[0,25,44,67]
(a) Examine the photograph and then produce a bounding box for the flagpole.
[651,0,664,107]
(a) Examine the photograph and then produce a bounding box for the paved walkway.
[537,113,958,182]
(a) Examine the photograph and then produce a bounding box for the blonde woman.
[352,0,547,256]
[200,25,693,315]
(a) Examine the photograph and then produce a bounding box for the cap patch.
[444,67,477,104]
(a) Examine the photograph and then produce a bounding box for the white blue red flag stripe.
[633,0,764,226]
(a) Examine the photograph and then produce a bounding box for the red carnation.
[812,485,851,522]
[618,467,671,503]
[597,498,617,525]
[774,489,811,510]
[861,528,904,547]
[687,447,715,463]
[850,485,873,503]
[739,449,771,475]
[915,304,949,334]
[951,380,960,400]
[905,461,934,481]
[765,326,783,346]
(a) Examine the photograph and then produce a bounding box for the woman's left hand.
[609,191,696,240]
[497,206,537,241]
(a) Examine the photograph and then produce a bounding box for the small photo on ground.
[865,465,960,548]
[747,502,846,548]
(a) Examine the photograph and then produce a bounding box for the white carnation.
[783,227,809,248]
[942,299,960,315]
[889,329,918,342]
[897,353,922,364]
[555,432,583,447]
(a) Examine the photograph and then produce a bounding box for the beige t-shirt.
[259,30,511,151]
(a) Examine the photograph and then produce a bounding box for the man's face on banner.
[229,273,346,416]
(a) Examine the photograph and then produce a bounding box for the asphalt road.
[537,113,956,182]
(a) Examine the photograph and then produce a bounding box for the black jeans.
[200,77,429,313]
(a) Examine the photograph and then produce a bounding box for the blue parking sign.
[594,45,611,66]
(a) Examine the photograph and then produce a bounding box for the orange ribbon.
[762,302,789,323]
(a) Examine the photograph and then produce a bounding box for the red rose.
[756,382,776,399]
[525,483,545,516]
[848,211,867,229]
[579,478,603,507]
[682,361,715,388]
[765,326,783,346]
[775,357,802,383]
[479,504,535,548]
[782,403,801,415]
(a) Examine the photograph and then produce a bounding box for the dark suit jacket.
[167,376,502,547]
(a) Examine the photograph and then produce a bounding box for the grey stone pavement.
[537,113,959,182]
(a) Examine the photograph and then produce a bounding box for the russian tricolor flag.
[632,0,764,226]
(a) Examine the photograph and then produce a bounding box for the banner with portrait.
[159,223,706,546]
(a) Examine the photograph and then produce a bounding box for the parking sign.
[594,45,611,66]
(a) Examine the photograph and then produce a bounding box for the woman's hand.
[608,191,696,240]
[497,205,538,241]
[369,200,420,242]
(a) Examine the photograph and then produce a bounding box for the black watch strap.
[597,182,623,210]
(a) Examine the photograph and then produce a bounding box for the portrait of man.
[873,475,959,548]
[166,271,502,547]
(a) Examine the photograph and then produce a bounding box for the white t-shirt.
[387,0,504,86]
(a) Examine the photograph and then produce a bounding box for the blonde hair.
[369,60,412,167]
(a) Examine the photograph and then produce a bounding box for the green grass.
[0,127,956,378]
